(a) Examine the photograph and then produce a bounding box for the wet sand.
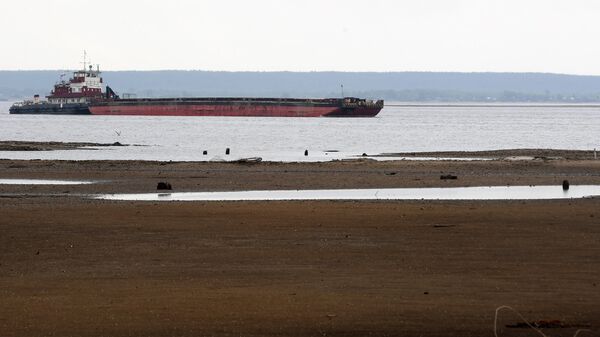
[1,154,599,336]
[0,140,129,152]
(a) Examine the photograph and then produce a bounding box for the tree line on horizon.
[2,70,600,102]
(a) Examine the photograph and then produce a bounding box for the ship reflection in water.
[97,185,600,201]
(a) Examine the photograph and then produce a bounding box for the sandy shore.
[1,153,599,336]
[1,150,600,194]
[0,140,129,152]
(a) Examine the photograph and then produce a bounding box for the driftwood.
[234,157,263,164]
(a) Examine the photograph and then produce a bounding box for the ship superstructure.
[10,54,109,115]
[47,65,104,105]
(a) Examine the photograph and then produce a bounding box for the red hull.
[89,98,383,117]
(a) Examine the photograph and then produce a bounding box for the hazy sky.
[1,0,600,74]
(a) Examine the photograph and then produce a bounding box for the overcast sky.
[1,0,599,74]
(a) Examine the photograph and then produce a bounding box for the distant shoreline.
[3,70,600,102]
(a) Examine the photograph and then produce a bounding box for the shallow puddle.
[97,185,600,201]
[0,179,94,185]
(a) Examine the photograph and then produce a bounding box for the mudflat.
[1,155,599,336]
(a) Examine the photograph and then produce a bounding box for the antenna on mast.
[81,50,88,71]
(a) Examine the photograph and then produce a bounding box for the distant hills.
[3,70,600,102]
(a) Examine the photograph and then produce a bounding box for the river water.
[1,102,599,162]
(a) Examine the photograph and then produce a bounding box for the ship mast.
[81,50,88,71]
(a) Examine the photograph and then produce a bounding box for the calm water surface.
[0,178,94,185]
[1,102,599,162]
[98,185,600,201]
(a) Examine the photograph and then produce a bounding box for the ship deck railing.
[109,97,345,103]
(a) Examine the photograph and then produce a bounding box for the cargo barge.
[88,97,383,117]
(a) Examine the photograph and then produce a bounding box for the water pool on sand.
[0,179,94,185]
[97,185,600,201]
